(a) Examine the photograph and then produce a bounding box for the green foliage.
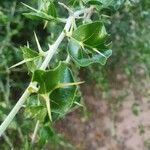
[1,0,149,149]
[18,0,114,129]
[87,0,150,89]
[21,46,40,72]
[22,2,57,21]
[0,11,8,23]
[68,39,112,66]
[33,62,75,94]
[110,0,150,74]
[0,0,114,148]
[68,21,112,66]
[32,62,77,119]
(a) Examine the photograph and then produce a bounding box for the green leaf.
[68,22,112,67]
[32,62,73,94]
[23,11,56,21]
[68,39,112,66]
[22,2,57,21]
[71,21,109,49]
[21,46,40,72]
[50,82,77,116]
[69,22,112,66]
[32,62,77,118]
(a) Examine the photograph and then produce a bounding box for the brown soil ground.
[55,72,150,150]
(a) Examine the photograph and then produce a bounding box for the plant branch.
[0,6,92,137]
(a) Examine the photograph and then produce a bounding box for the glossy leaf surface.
[32,62,77,117]
[69,22,112,66]
[71,21,109,49]
[68,39,112,66]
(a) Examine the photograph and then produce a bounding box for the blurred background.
[0,0,150,149]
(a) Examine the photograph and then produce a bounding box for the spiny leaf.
[32,62,79,119]
[32,62,68,94]
[23,12,56,21]
[68,39,112,67]
[22,2,57,21]
[21,46,40,72]
[71,21,109,49]
[68,21,112,66]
